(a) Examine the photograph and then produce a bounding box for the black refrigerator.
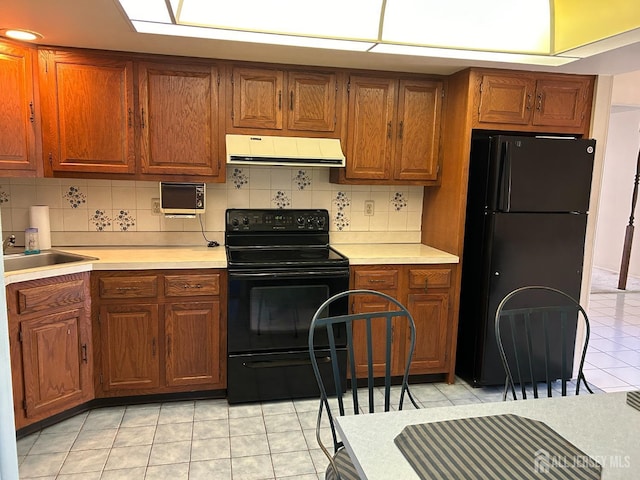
[456,134,596,387]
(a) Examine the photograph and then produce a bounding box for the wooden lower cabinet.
[165,301,221,387]
[99,303,160,391]
[93,270,226,397]
[6,273,92,430]
[350,264,456,381]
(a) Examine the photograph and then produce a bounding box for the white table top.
[335,392,640,479]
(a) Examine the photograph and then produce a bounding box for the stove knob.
[242,217,249,226]
[231,218,239,227]
[316,217,326,228]
[296,216,305,226]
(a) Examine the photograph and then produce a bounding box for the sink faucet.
[3,234,16,253]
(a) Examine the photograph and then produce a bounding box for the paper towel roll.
[29,205,51,250]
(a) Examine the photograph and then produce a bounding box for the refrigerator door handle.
[500,141,513,212]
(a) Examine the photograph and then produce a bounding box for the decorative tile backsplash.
[0,167,424,246]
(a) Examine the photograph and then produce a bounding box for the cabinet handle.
[81,344,88,363]
[387,122,392,139]
[183,284,202,289]
[141,107,146,128]
[290,91,294,110]
[278,91,282,110]
[368,278,387,283]
[152,338,156,357]
[167,336,171,357]
[526,94,532,110]
[424,277,429,293]
[115,286,139,292]
[536,93,543,112]
[29,102,35,123]
[398,121,403,139]
[128,108,132,127]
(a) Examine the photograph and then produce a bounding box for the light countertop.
[332,243,459,265]
[3,243,458,284]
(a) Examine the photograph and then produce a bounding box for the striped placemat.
[627,391,640,411]
[394,414,601,480]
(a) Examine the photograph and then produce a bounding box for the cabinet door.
[351,292,403,378]
[394,79,442,181]
[99,303,160,390]
[231,67,283,129]
[478,74,535,125]
[0,41,39,175]
[532,77,592,128]
[405,293,449,372]
[20,309,89,418]
[345,76,396,180]
[139,62,221,177]
[39,50,135,175]
[287,71,337,132]
[165,301,221,387]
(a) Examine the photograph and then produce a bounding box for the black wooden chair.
[308,289,420,480]
[494,285,594,401]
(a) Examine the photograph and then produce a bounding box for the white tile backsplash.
[0,167,424,247]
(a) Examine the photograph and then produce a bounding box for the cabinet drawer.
[99,276,158,298]
[17,279,85,315]
[165,274,220,297]
[408,268,451,290]
[354,270,399,290]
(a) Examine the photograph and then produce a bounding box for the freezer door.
[476,212,587,386]
[493,136,595,213]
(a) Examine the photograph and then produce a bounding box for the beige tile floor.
[16,287,640,479]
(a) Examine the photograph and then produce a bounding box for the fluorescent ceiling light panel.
[132,21,375,51]
[382,0,550,53]
[371,44,578,66]
[118,0,172,23]
[178,0,383,41]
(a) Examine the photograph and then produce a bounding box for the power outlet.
[151,198,161,215]
[364,200,374,216]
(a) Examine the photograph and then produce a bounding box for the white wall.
[0,210,19,480]
[593,107,640,276]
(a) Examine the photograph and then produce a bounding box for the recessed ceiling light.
[2,29,43,41]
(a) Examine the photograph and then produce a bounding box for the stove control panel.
[226,209,329,232]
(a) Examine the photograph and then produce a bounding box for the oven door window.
[250,285,328,334]
[228,273,348,353]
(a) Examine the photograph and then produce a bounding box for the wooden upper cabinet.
[228,65,341,135]
[231,67,284,130]
[338,75,442,184]
[532,77,592,128]
[474,70,594,134]
[478,74,535,125]
[138,62,221,176]
[345,75,396,180]
[287,71,337,132]
[394,79,443,182]
[39,50,135,175]
[0,40,40,176]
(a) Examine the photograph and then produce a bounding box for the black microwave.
[159,182,206,216]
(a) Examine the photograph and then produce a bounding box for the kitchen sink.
[3,250,97,272]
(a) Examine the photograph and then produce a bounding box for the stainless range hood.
[226,134,345,167]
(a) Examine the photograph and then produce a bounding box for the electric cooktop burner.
[225,208,349,270]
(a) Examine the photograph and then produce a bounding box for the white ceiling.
[4,0,640,76]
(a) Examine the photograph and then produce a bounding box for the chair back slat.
[523,312,538,398]
[495,285,594,401]
[542,314,552,397]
